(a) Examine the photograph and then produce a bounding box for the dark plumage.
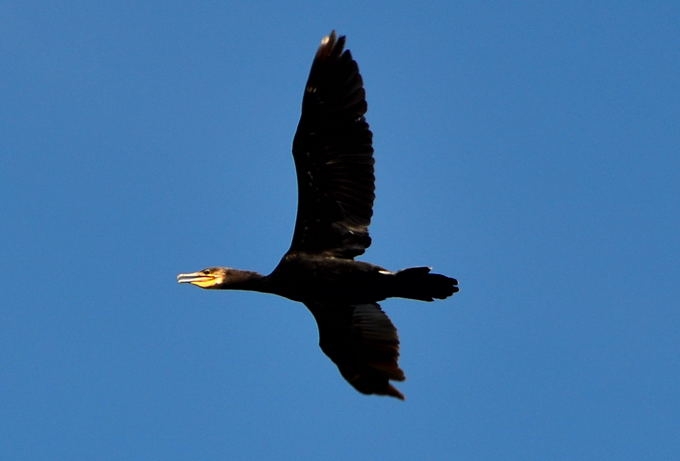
[177,31,459,400]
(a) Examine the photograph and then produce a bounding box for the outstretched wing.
[288,31,375,259]
[305,301,406,400]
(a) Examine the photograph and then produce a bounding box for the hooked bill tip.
[176,273,193,284]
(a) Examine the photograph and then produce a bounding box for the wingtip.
[387,384,406,400]
[317,30,346,58]
[321,30,336,46]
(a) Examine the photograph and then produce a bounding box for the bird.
[177,31,459,400]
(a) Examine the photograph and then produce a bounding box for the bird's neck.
[224,270,271,293]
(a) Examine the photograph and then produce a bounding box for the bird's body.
[178,32,459,400]
[269,255,393,303]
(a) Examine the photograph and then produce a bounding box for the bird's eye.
[202,269,211,275]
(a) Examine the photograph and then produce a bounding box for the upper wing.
[305,301,405,400]
[288,31,375,259]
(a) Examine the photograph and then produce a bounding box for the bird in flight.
[177,31,459,400]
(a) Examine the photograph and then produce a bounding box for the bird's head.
[176,267,229,289]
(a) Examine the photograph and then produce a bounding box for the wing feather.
[306,301,405,400]
[288,31,375,258]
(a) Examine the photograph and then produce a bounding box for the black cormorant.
[177,31,459,400]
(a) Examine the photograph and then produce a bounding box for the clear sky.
[2,1,678,460]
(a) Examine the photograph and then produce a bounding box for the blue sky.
[2,1,679,459]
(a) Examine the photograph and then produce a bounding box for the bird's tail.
[393,267,459,301]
